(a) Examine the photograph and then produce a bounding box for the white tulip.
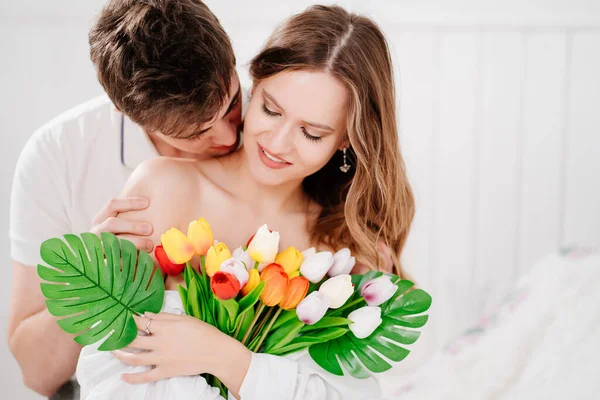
[328,248,356,277]
[247,224,280,263]
[318,274,354,309]
[301,247,317,260]
[219,258,249,287]
[361,275,398,306]
[232,247,255,271]
[348,306,382,339]
[300,251,334,283]
[296,291,331,325]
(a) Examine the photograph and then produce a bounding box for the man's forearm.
[10,308,82,397]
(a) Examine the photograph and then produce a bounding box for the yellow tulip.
[275,246,303,276]
[287,270,300,279]
[188,217,214,256]
[160,228,195,264]
[242,268,260,296]
[205,242,232,277]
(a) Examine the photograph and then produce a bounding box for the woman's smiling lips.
[257,144,292,169]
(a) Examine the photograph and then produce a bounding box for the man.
[7,1,241,397]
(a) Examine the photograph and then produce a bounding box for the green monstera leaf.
[37,232,165,351]
[309,271,432,378]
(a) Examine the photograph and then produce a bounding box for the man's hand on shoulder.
[90,196,154,252]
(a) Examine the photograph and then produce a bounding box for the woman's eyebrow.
[263,89,283,110]
[263,89,334,131]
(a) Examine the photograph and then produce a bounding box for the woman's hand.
[112,312,252,397]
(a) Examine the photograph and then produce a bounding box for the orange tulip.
[279,276,309,310]
[211,271,241,300]
[259,263,288,306]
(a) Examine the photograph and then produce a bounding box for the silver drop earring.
[339,148,351,173]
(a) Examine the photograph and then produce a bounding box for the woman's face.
[243,70,349,187]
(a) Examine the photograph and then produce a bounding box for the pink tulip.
[296,291,330,325]
[361,275,398,306]
[219,258,249,288]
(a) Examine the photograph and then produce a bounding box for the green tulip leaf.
[38,232,164,351]
[264,319,305,353]
[309,273,432,378]
[235,281,265,327]
[271,309,298,331]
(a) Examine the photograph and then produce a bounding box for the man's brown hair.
[89,0,236,138]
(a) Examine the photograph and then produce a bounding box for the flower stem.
[254,261,259,269]
[199,255,206,276]
[249,306,275,343]
[329,297,366,316]
[253,308,283,352]
[233,316,243,340]
[242,302,265,345]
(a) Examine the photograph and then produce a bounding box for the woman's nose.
[264,122,294,154]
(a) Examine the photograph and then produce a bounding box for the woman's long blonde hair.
[250,5,415,276]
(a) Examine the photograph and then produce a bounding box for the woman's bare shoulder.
[119,158,202,244]
[123,157,199,197]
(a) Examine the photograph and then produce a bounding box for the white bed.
[379,248,599,399]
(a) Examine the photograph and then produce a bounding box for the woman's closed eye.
[301,127,321,142]
[261,104,280,117]
[262,104,322,142]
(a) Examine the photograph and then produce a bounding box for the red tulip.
[211,271,241,300]
[155,245,185,276]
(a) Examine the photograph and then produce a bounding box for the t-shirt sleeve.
[9,125,72,267]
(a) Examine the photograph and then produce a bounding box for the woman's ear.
[337,134,349,151]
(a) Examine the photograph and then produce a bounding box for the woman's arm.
[114,313,383,400]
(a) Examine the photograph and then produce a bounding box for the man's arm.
[7,123,80,396]
[7,261,82,397]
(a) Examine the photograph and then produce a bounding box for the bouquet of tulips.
[37,217,431,397]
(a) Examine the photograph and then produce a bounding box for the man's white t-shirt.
[9,95,158,267]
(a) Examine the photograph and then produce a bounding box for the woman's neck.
[226,149,310,215]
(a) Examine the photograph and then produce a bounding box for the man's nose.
[211,119,238,147]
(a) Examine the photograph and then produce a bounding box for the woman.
[77,5,415,400]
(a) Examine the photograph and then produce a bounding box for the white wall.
[1,1,599,398]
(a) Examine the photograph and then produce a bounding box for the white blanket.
[389,249,600,399]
